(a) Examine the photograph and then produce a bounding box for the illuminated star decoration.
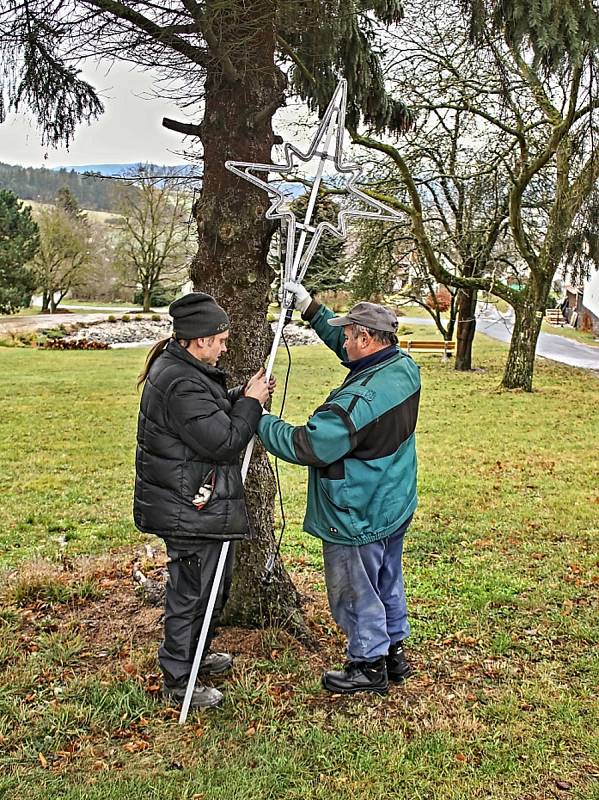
[225,79,402,299]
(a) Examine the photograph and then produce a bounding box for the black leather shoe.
[322,657,388,695]
[386,641,412,682]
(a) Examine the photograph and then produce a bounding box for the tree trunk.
[143,287,151,313]
[49,294,57,313]
[189,1,305,634]
[41,290,50,313]
[455,287,477,371]
[501,273,551,391]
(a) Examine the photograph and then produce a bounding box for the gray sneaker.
[199,651,233,675]
[163,681,223,709]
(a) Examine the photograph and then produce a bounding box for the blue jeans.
[323,516,411,662]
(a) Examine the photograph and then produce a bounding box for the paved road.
[477,306,599,370]
[0,312,113,335]
[0,305,168,336]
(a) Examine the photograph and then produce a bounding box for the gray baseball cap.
[327,301,398,333]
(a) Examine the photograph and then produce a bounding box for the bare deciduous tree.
[113,169,192,312]
[352,1,599,389]
[31,206,95,312]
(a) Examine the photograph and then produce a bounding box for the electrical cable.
[263,319,293,582]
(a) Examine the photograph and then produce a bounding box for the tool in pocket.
[192,468,216,510]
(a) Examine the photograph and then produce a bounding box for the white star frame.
[225,79,402,297]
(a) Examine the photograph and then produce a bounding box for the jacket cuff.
[228,384,245,404]
[235,395,263,428]
[302,299,321,322]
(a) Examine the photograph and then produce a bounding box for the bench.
[399,339,455,359]
[545,308,566,326]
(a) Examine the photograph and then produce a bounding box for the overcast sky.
[0,60,190,169]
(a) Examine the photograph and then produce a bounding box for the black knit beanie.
[169,292,230,339]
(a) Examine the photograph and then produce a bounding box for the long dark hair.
[137,336,190,389]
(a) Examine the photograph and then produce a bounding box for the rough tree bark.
[501,272,552,391]
[455,287,478,371]
[188,1,305,634]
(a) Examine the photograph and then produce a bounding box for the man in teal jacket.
[258,283,421,694]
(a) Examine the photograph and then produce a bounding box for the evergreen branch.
[276,34,317,86]
[82,0,209,66]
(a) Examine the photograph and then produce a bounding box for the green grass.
[24,199,121,227]
[541,320,599,347]
[0,337,598,798]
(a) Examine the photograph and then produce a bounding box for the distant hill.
[54,163,194,177]
[0,161,119,211]
[0,161,200,211]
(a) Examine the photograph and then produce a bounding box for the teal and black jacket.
[257,303,421,546]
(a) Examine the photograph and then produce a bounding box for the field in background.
[0,337,598,799]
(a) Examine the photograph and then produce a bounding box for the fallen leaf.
[123,739,150,753]
[38,752,48,768]
[555,780,572,791]
[455,753,466,762]
[562,599,574,615]
[245,726,256,737]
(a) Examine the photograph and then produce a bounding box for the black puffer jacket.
[134,339,263,544]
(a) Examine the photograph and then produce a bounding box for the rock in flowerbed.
[63,318,321,348]
[65,319,172,347]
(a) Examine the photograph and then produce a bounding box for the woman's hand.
[245,368,271,405]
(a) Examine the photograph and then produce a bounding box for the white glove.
[284,281,312,313]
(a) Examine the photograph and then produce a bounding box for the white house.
[581,268,599,335]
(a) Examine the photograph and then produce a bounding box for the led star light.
[225,79,402,293]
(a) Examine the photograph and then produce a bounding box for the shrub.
[151,314,162,322]
[41,328,66,340]
[133,286,178,307]
[135,314,143,321]
[2,331,38,347]
[121,314,131,322]
[107,315,117,323]
[426,285,452,313]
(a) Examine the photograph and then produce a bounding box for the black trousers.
[158,540,236,682]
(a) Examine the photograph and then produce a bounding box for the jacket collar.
[166,338,227,385]
[341,345,398,375]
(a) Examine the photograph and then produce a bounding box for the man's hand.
[245,368,272,405]
[247,368,276,396]
[284,281,312,313]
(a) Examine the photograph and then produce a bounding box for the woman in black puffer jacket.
[134,292,271,709]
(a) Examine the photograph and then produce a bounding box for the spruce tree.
[463,0,599,70]
[0,0,103,146]
[0,190,39,314]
